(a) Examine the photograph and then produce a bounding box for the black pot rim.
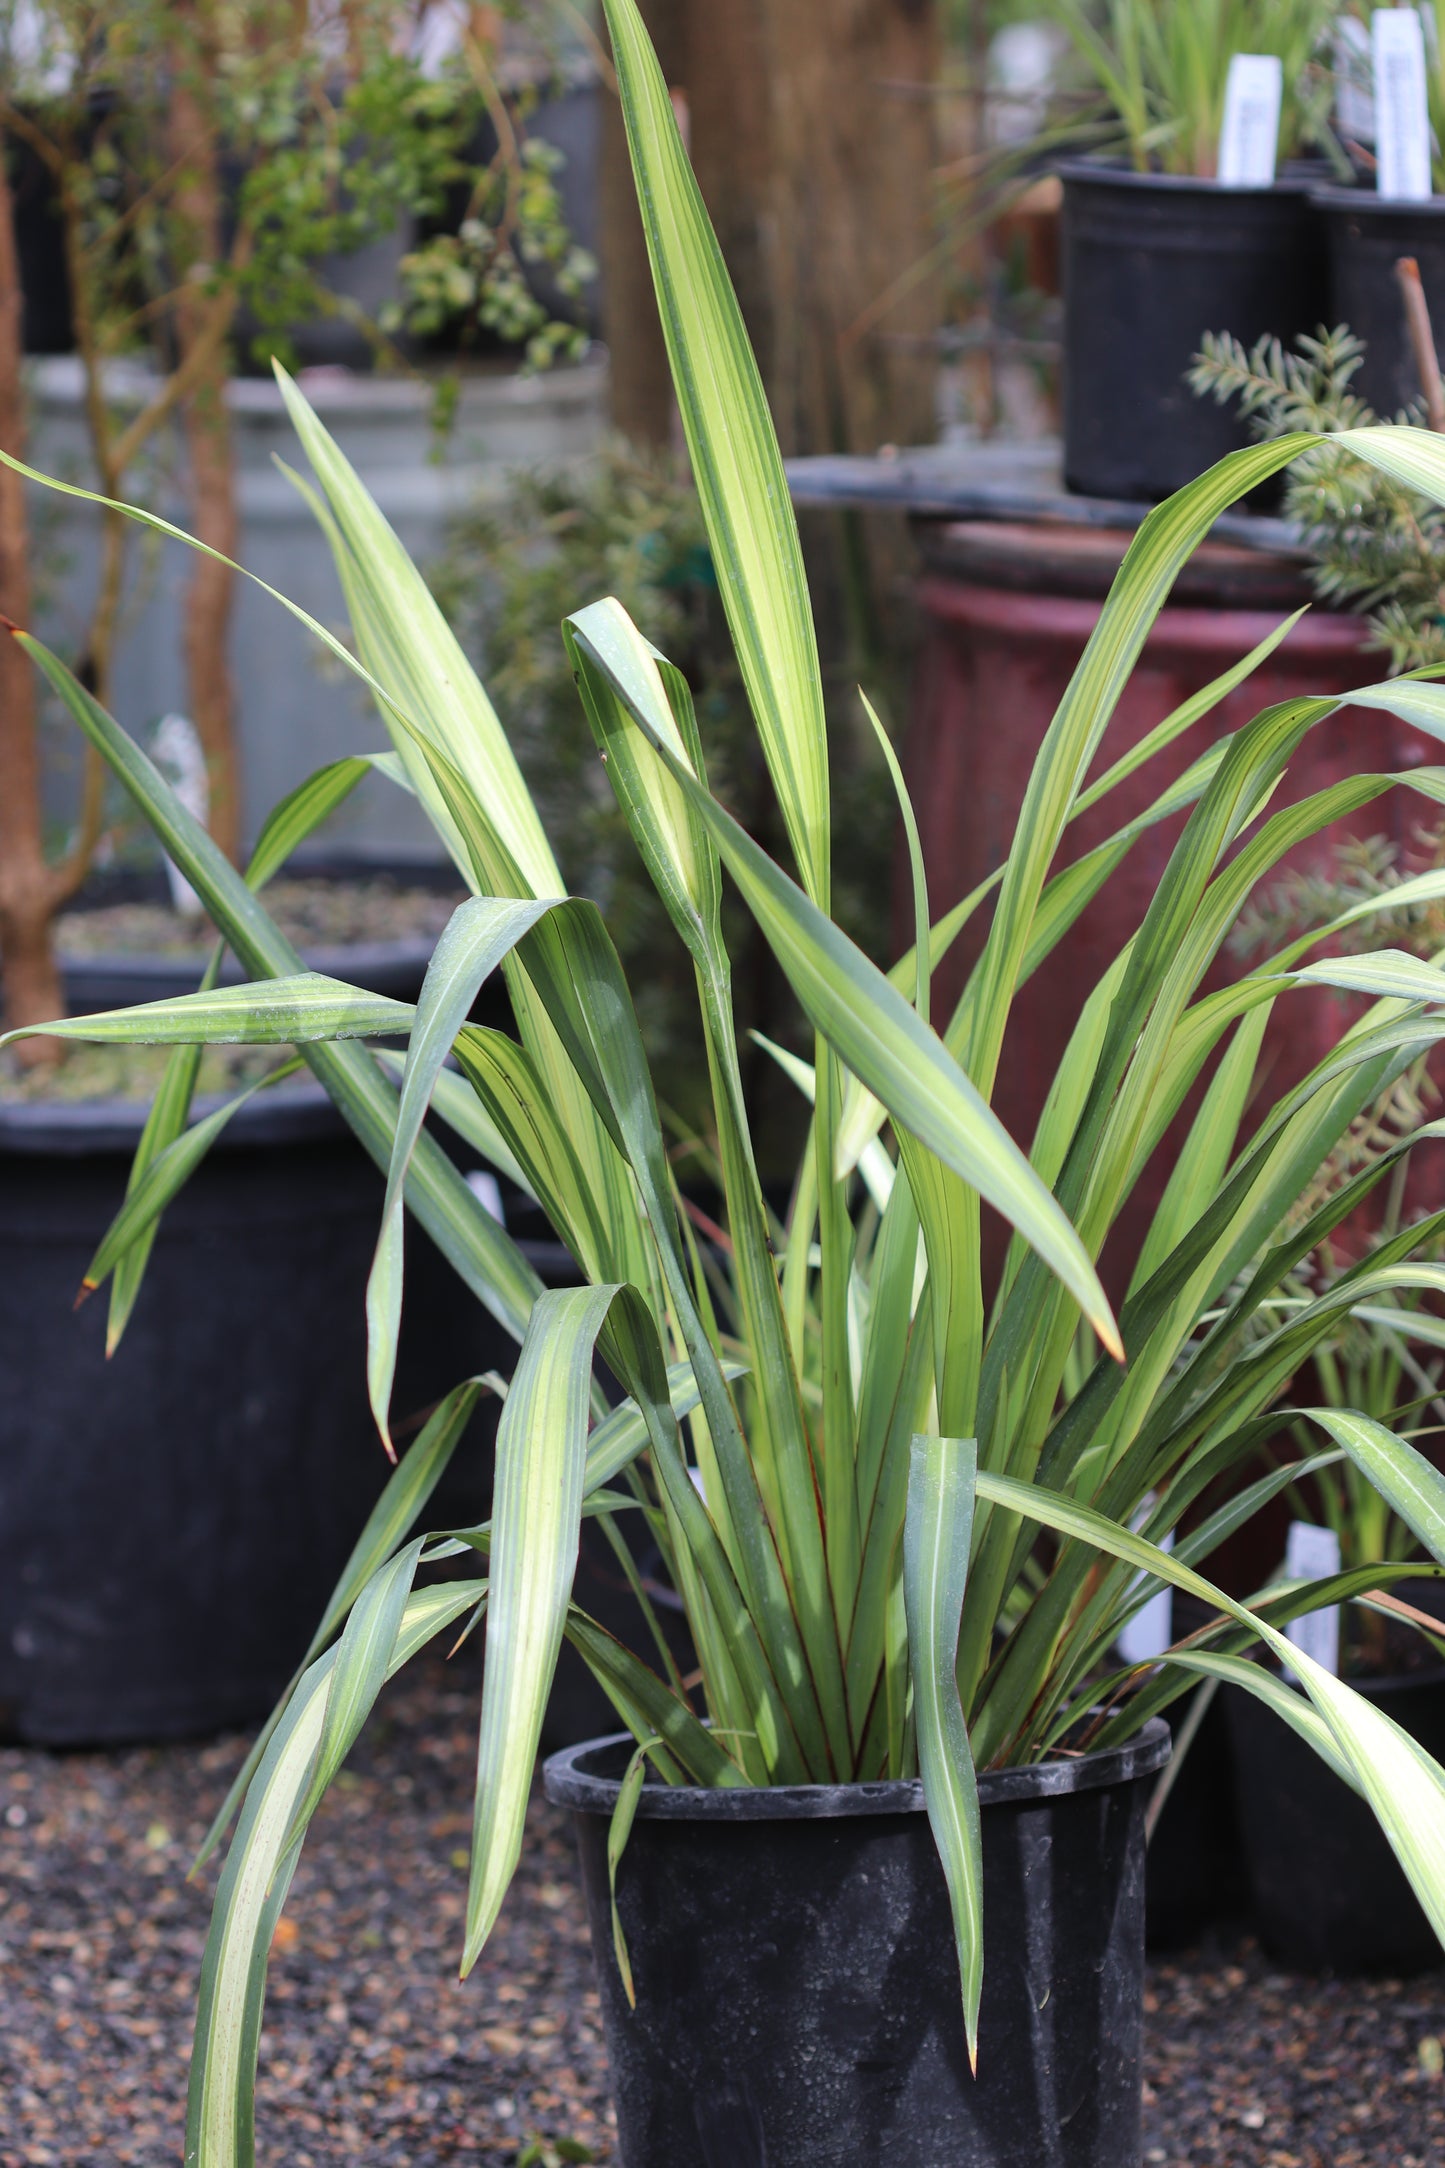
[1312,185,1445,216]
[55,936,437,985]
[1056,155,1313,202]
[0,1075,346,1155]
[543,1717,1171,1821]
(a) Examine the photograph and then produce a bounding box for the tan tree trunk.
[167,74,242,863]
[687,0,939,459]
[0,151,65,1060]
[599,0,689,446]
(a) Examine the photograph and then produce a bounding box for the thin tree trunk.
[167,76,241,862]
[687,0,938,460]
[599,0,688,447]
[687,0,938,684]
[0,150,65,1059]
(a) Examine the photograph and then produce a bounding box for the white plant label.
[464,1168,505,1225]
[1118,1525,1174,1666]
[1284,1519,1342,1679]
[150,713,209,916]
[1217,53,1284,186]
[1374,8,1433,200]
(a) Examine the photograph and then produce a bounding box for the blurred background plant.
[0,0,591,1052]
[1190,323,1445,675]
[1047,0,1343,179]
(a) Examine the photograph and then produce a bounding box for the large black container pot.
[0,1084,491,1746]
[1059,162,1328,503]
[1228,1668,1445,1973]
[1144,1680,1250,1950]
[1315,188,1445,417]
[545,1722,1171,2168]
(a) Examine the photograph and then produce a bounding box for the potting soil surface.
[2,1641,1442,2168]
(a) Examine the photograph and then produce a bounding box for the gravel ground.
[2,1642,1443,2168]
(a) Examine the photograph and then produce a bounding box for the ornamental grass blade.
[11,628,542,1347]
[0,974,416,1051]
[567,600,842,1742]
[464,1285,638,1972]
[366,897,551,1448]
[108,753,388,1351]
[103,940,223,1355]
[862,691,931,1023]
[375,1048,535,1201]
[194,1379,494,1873]
[82,1058,304,1302]
[1306,1409,1445,1569]
[974,1470,1445,1955]
[905,1434,984,2069]
[270,375,562,900]
[964,431,1310,1100]
[563,1607,745,1786]
[283,1538,427,1849]
[563,620,1121,1365]
[185,1581,487,2168]
[1293,949,1445,1005]
[606,1735,660,2008]
[244,757,372,890]
[600,0,830,906]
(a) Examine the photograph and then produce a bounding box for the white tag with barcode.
[1284,1520,1342,1679]
[1374,8,1433,200]
[1217,53,1284,185]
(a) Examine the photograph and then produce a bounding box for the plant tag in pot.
[1217,54,1283,186]
[1284,1520,1342,1679]
[1373,8,1432,200]
[1118,1518,1174,1665]
[150,713,209,917]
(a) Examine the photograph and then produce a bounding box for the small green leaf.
[607,1734,662,2008]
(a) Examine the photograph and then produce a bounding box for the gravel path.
[2,1642,1443,2167]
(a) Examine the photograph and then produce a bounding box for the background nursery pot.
[0,1083,484,1746]
[1227,1648,1445,1975]
[1059,162,1328,503]
[545,1723,1171,2168]
[1313,189,1445,418]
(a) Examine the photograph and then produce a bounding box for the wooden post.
[0,150,65,1056]
[689,0,940,461]
[1396,256,1445,433]
[599,0,689,446]
[166,61,241,862]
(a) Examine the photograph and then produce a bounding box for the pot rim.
[543,1717,1171,1821]
[1311,184,1445,215]
[1055,155,1314,201]
[0,1076,345,1155]
[55,935,438,983]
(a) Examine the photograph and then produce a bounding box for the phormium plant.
[5,3,1445,2160]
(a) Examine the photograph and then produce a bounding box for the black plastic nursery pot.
[1315,188,1445,418]
[0,1083,491,1746]
[1059,162,1329,503]
[545,1721,1171,2168]
[1143,1680,1249,1951]
[1227,1666,1445,1974]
